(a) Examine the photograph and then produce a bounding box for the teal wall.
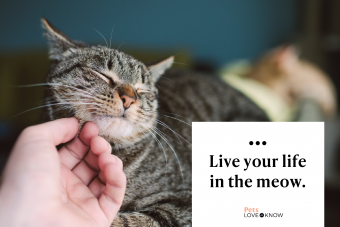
[0,0,298,65]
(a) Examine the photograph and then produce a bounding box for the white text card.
[192,122,324,226]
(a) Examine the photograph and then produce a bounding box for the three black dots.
[249,141,266,146]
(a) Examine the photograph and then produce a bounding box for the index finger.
[59,122,99,170]
[19,117,80,147]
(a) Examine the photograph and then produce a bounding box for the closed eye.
[135,83,152,94]
[89,68,114,85]
[137,89,152,94]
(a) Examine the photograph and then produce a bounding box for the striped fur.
[41,18,268,227]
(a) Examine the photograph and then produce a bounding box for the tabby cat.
[41,18,268,226]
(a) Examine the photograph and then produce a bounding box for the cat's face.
[42,18,173,149]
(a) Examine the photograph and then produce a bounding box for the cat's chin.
[91,115,145,149]
[93,115,132,136]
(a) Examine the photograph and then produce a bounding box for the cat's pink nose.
[120,95,136,109]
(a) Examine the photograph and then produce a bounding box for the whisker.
[117,42,125,51]
[15,83,95,98]
[88,110,104,114]
[138,116,184,180]
[162,115,192,127]
[109,25,115,49]
[140,123,168,172]
[173,62,192,68]
[144,109,192,127]
[163,112,191,121]
[155,119,191,145]
[93,28,108,47]
[137,114,178,143]
[146,123,184,181]
[153,127,177,143]
[155,120,183,145]
[155,84,162,90]
[44,97,92,103]
[142,109,191,145]
[13,102,105,118]
[160,77,176,84]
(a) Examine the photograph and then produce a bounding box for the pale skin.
[0,118,126,227]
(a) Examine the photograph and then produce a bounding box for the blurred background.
[0,0,339,225]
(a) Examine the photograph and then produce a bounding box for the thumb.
[1,118,79,194]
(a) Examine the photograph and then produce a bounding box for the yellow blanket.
[219,60,296,121]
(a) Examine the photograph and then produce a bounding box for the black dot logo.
[260,213,264,218]
[249,141,266,146]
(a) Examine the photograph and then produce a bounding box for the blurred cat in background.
[245,45,337,118]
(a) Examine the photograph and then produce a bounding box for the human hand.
[0,118,126,227]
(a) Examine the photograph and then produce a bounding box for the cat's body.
[41,18,268,226]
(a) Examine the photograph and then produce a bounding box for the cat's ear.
[274,45,299,70]
[147,56,174,82]
[41,17,85,60]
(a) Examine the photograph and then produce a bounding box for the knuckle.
[22,126,34,134]
[106,141,112,153]
[113,155,123,168]
[21,125,40,137]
